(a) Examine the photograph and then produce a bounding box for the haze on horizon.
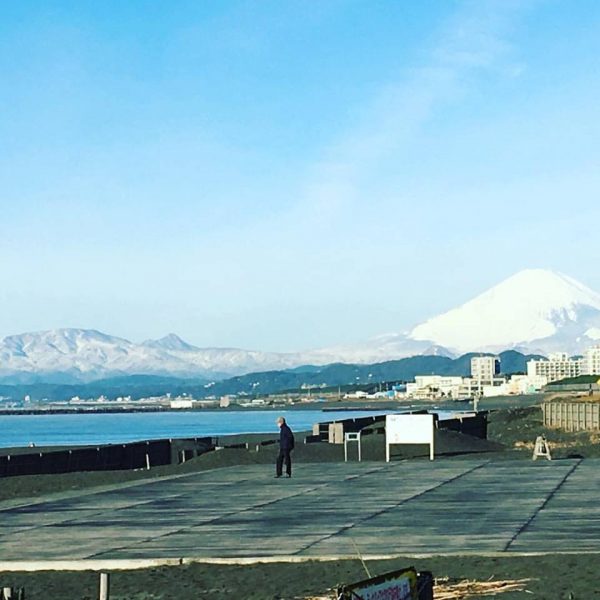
[1,1,600,352]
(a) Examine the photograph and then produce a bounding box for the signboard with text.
[386,414,435,461]
[336,566,418,600]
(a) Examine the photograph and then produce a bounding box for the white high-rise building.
[471,356,500,385]
[527,353,582,383]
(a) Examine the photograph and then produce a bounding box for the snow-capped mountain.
[408,269,600,354]
[141,333,200,353]
[0,329,336,383]
[2,269,600,383]
[0,329,209,383]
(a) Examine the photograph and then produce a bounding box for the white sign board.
[386,414,435,461]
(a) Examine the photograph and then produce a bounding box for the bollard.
[99,573,110,600]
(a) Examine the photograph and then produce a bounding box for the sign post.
[344,431,362,462]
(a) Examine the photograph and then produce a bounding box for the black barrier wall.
[439,412,488,439]
[0,437,213,478]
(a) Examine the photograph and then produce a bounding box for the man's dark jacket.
[279,423,295,451]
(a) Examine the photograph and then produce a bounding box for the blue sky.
[1,0,600,351]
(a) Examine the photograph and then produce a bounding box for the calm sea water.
[0,409,395,448]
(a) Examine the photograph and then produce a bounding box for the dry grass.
[545,392,600,404]
[514,439,579,450]
[434,577,533,599]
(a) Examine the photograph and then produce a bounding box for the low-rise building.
[170,399,193,409]
[406,375,469,399]
[482,374,547,397]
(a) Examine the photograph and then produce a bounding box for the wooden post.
[99,573,110,600]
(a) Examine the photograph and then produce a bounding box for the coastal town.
[3,346,600,414]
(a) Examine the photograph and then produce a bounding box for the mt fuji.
[407,269,600,355]
[1,269,600,383]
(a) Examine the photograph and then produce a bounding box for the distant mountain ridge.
[0,350,541,402]
[1,269,599,383]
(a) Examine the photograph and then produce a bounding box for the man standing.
[275,416,294,478]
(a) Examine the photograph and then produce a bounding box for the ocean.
[0,409,396,448]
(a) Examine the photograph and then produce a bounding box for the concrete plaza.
[0,457,598,564]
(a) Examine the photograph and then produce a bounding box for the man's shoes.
[274,475,282,478]
[286,474,292,478]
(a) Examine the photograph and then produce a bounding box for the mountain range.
[1,268,600,384]
[0,350,541,402]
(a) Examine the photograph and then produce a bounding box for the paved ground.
[0,457,598,562]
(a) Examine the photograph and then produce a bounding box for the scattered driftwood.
[434,577,533,599]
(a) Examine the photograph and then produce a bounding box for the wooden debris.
[434,577,532,599]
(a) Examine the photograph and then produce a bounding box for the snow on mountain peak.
[409,269,600,353]
[142,333,199,352]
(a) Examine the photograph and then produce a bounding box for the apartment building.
[471,356,500,385]
[527,352,582,383]
[582,346,600,375]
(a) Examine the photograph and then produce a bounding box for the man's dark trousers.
[276,449,292,477]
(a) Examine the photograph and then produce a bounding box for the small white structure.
[343,391,369,399]
[386,414,435,462]
[170,399,193,409]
